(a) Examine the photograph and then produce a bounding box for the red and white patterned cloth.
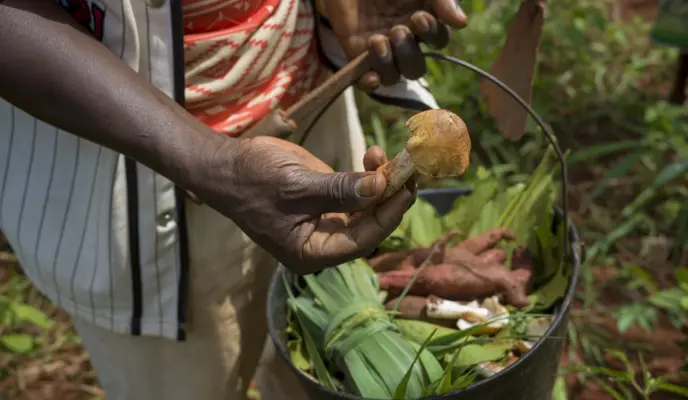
[182,0,323,135]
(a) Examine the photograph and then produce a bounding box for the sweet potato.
[378,258,531,307]
[366,231,461,272]
[376,228,532,307]
[450,228,515,255]
[510,246,533,272]
[367,251,411,272]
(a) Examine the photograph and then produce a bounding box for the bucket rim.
[267,188,582,400]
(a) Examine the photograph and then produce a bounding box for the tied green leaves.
[284,260,444,398]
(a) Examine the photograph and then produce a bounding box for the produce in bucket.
[283,111,571,398]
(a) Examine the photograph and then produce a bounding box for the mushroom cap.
[404,109,471,178]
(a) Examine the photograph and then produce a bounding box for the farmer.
[0,0,467,399]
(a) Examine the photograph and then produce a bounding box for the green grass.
[2,0,688,398]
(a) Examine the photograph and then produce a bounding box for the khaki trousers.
[71,87,367,400]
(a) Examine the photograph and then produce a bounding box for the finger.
[354,186,414,249]
[404,172,419,193]
[404,173,419,210]
[301,170,386,214]
[363,145,388,171]
[389,25,426,81]
[368,34,399,87]
[410,11,451,49]
[356,72,381,93]
[430,0,468,29]
[299,187,413,270]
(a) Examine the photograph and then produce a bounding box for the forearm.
[0,0,230,188]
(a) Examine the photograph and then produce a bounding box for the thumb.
[431,0,468,28]
[303,170,386,214]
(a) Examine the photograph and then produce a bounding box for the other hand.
[322,0,469,90]
[193,137,416,274]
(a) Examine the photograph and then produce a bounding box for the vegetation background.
[1,0,687,398]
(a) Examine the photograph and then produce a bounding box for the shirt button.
[146,0,165,8]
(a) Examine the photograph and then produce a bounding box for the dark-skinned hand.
[319,0,469,90]
[193,138,416,274]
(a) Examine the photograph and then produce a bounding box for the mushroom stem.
[376,148,416,202]
[426,297,489,322]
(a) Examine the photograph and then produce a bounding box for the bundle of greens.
[283,148,573,398]
[285,260,444,398]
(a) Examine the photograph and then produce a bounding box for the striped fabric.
[183,0,323,135]
[0,0,185,339]
[0,0,437,341]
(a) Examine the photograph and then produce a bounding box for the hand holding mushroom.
[376,109,472,201]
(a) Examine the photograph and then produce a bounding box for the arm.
[0,0,227,190]
[0,0,414,272]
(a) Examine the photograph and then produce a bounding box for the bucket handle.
[422,52,570,255]
[295,51,572,257]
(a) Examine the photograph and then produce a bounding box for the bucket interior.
[267,189,582,400]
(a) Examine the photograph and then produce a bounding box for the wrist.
[153,114,239,198]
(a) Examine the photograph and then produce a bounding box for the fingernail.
[454,1,467,19]
[411,13,430,33]
[391,25,408,40]
[355,174,378,197]
[371,37,389,59]
[366,75,381,90]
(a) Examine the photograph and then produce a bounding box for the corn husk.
[286,260,444,398]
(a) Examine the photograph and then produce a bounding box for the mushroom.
[513,340,533,355]
[512,316,553,356]
[525,316,552,338]
[425,296,511,336]
[480,296,510,331]
[475,352,520,378]
[377,109,472,201]
[455,296,510,335]
[426,297,488,322]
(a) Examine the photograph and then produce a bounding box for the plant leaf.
[10,303,53,329]
[676,267,688,286]
[0,333,35,353]
[444,339,513,368]
[444,177,499,233]
[622,158,688,217]
[552,375,568,400]
[656,382,688,397]
[568,140,646,164]
[393,329,437,399]
[380,199,444,251]
[587,150,642,203]
[673,198,688,265]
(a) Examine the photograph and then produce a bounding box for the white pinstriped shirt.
[0,0,437,340]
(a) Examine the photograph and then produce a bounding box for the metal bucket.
[266,187,582,400]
